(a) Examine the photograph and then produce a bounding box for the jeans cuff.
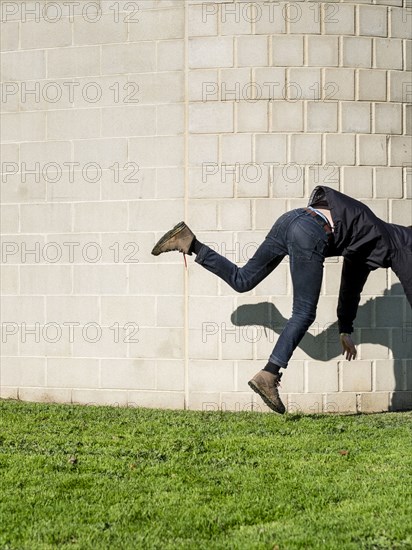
[194,244,208,265]
[269,354,288,369]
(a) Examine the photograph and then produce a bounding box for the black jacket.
[308,186,412,333]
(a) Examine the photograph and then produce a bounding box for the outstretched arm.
[337,257,371,360]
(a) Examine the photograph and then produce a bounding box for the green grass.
[0,400,411,550]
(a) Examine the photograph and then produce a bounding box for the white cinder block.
[129,264,184,296]
[1,266,18,295]
[307,362,338,392]
[289,3,321,34]
[358,70,387,101]
[101,296,156,327]
[325,134,355,165]
[189,103,234,133]
[255,134,287,164]
[188,4,218,37]
[255,199,286,230]
[47,46,100,78]
[157,296,184,328]
[189,166,234,198]
[157,40,185,72]
[129,136,184,167]
[47,359,99,389]
[288,68,322,100]
[359,5,387,37]
[1,50,46,81]
[0,20,19,51]
[157,104,185,136]
[21,17,71,49]
[253,68,286,100]
[272,101,304,132]
[129,199,184,232]
[73,138,128,167]
[188,361,235,392]
[290,134,322,164]
[47,109,100,141]
[341,361,372,391]
[389,71,412,102]
[101,359,156,390]
[101,106,157,138]
[391,199,412,225]
[237,36,268,67]
[0,357,45,387]
[129,328,184,360]
[221,134,253,165]
[375,38,403,70]
[101,43,156,74]
[20,203,71,233]
[342,37,372,68]
[189,135,219,166]
[390,7,412,39]
[307,102,338,133]
[188,69,219,102]
[343,167,373,198]
[20,140,71,167]
[358,135,388,166]
[219,199,251,230]
[361,392,389,412]
[126,72,184,105]
[272,167,304,199]
[237,102,268,133]
[341,102,371,133]
[188,328,219,360]
[288,394,323,414]
[219,4,252,36]
[374,103,402,134]
[324,69,355,101]
[375,168,403,198]
[324,4,355,36]
[73,265,128,295]
[189,37,234,69]
[74,13,127,45]
[272,36,303,67]
[325,393,357,414]
[156,360,185,391]
[307,36,339,67]
[389,136,412,166]
[46,296,99,325]
[129,8,184,41]
[2,111,46,143]
[20,265,72,295]
[74,202,128,233]
[255,3,286,34]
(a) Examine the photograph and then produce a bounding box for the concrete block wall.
[1,0,411,414]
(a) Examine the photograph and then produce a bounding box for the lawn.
[0,400,411,550]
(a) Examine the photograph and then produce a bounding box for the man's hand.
[340,333,357,361]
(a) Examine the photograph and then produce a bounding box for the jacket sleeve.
[337,257,371,333]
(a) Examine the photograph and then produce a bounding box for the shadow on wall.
[231,283,411,412]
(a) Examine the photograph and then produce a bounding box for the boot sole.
[248,380,286,415]
[151,221,187,256]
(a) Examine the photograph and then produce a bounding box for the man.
[152,186,412,414]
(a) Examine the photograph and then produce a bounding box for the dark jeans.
[195,208,330,368]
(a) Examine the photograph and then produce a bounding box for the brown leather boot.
[151,222,195,256]
[248,370,286,414]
